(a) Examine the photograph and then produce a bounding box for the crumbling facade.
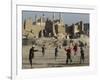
[22,13,66,39]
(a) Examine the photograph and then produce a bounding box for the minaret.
[35,14,37,23]
[40,14,44,37]
[59,13,63,25]
[59,12,61,23]
[81,21,84,33]
[42,13,45,22]
[52,12,55,20]
[52,12,56,36]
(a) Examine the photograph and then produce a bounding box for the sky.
[22,11,89,26]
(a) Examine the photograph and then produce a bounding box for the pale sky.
[22,11,89,26]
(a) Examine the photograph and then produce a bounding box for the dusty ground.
[22,36,89,69]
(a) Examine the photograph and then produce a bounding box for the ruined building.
[22,13,66,39]
[22,13,88,40]
[65,21,88,39]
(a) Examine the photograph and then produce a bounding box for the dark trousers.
[80,54,84,63]
[42,51,45,56]
[29,58,32,68]
[55,52,58,60]
[66,53,72,64]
